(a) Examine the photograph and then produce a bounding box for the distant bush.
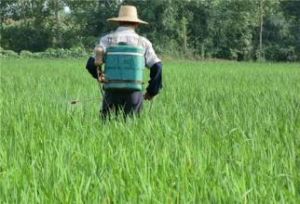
[0,47,88,58]
[265,45,298,62]
[20,50,33,57]
[69,47,88,58]
[1,24,51,53]
[41,47,88,58]
[31,52,44,58]
[1,50,19,57]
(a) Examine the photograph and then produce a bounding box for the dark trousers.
[101,90,143,118]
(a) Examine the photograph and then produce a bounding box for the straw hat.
[107,5,148,25]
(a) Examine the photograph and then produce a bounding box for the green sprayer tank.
[104,43,145,91]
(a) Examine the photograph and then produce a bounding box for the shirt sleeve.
[146,62,163,96]
[97,36,109,53]
[144,41,161,68]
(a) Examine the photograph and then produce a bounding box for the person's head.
[107,5,148,26]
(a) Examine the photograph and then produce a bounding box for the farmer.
[86,5,162,118]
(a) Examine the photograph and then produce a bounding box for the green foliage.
[280,0,300,58]
[1,24,52,52]
[265,45,297,61]
[41,47,88,58]
[1,58,300,202]
[20,50,33,57]
[1,0,299,61]
[0,49,19,57]
[0,47,88,58]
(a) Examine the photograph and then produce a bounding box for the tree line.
[1,0,299,61]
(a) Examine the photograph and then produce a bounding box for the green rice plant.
[0,58,299,203]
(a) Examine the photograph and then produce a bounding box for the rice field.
[0,58,299,203]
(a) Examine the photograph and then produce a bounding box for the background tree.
[1,0,299,61]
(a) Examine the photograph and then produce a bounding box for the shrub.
[31,52,44,58]
[69,47,88,58]
[20,50,33,58]
[39,47,88,58]
[265,45,297,62]
[2,25,52,52]
[1,50,19,57]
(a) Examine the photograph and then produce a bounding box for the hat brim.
[107,17,148,25]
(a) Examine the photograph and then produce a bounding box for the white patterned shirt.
[97,26,161,68]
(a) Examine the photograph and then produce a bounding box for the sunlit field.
[1,58,299,203]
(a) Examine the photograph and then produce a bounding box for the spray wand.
[70,46,104,105]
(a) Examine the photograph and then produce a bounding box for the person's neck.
[119,24,136,29]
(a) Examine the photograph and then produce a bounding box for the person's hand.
[98,73,106,83]
[94,59,103,66]
[94,46,104,66]
[144,92,154,100]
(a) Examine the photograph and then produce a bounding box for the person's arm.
[144,39,162,100]
[85,57,98,79]
[85,36,107,80]
[145,62,162,100]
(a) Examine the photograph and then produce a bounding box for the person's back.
[85,5,163,119]
[100,25,160,70]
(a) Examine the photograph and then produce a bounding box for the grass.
[0,58,299,203]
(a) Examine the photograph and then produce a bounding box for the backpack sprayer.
[70,43,150,109]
